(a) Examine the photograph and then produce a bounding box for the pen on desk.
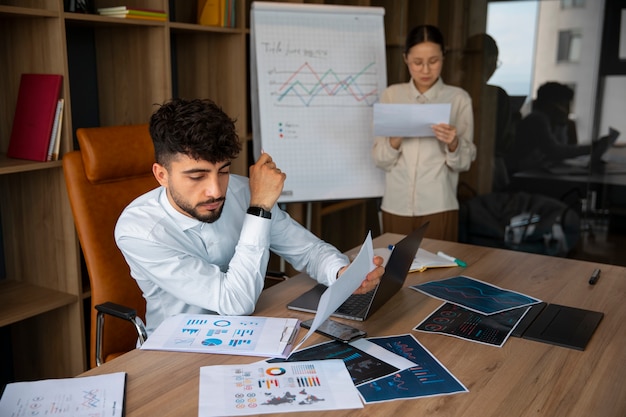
[588,268,601,285]
[437,251,467,267]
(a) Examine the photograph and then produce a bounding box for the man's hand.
[248,152,286,211]
[338,255,385,295]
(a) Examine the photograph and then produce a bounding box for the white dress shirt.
[115,174,348,335]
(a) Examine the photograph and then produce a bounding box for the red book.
[7,74,63,162]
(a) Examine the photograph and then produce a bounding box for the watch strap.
[247,206,272,219]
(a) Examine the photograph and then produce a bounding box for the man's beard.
[170,189,225,223]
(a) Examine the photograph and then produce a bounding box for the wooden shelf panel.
[0,154,62,175]
[0,280,78,327]
[0,5,57,17]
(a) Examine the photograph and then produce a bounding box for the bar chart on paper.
[251,2,387,202]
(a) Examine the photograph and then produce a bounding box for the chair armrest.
[96,301,138,321]
[95,302,148,366]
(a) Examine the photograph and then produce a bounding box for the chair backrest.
[63,124,158,368]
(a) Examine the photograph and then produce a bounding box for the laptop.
[545,127,620,175]
[287,222,429,321]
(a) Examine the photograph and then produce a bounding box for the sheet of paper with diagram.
[0,372,126,417]
[198,359,363,416]
[140,314,300,358]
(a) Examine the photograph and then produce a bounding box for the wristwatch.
[247,206,272,219]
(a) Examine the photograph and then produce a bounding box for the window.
[561,0,585,9]
[557,30,582,62]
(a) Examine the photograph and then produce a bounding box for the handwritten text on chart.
[261,41,328,59]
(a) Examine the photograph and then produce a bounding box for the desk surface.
[513,164,626,187]
[80,235,626,417]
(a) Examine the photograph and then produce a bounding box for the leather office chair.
[63,124,158,368]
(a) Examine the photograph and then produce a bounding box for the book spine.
[99,10,167,18]
[47,99,64,161]
[51,98,65,161]
[198,0,221,26]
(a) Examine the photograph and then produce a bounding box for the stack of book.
[197,0,236,28]
[97,6,167,21]
[7,73,64,162]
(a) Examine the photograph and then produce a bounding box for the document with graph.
[198,360,363,416]
[411,275,541,315]
[140,314,300,358]
[0,372,126,417]
[250,2,387,203]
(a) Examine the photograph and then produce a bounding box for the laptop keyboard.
[334,290,375,316]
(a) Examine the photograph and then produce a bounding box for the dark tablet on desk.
[518,303,603,351]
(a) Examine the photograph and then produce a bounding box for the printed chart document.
[415,302,531,347]
[198,359,363,416]
[358,334,468,403]
[140,314,300,358]
[293,232,374,350]
[0,372,126,417]
[373,103,451,137]
[411,275,541,315]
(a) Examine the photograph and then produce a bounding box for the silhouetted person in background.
[504,82,606,176]
[461,33,516,192]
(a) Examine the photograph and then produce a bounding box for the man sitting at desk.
[504,82,608,175]
[115,98,384,336]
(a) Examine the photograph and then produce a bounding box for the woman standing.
[372,25,476,241]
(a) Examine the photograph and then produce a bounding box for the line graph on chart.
[268,61,379,107]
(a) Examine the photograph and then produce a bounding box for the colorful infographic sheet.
[140,314,300,358]
[358,334,468,403]
[411,275,541,315]
[198,360,363,416]
[415,302,531,347]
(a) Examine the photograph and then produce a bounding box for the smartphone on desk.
[300,318,366,343]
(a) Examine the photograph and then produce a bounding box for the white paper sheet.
[198,360,363,416]
[140,315,300,358]
[0,372,126,417]
[292,232,375,350]
[373,103,451,137]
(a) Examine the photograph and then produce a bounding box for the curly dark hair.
[149,98,242,168]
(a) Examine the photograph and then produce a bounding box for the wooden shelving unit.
[0,0,249,380]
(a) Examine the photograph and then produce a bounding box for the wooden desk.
[79,235,626,416]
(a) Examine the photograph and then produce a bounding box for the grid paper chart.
[251,3,387,202]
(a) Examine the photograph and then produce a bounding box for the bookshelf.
[0,0,248,380]
[0,0,484,380]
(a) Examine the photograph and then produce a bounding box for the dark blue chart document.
[358,334,468,403]
[415,302,531,347]
[411,275,541,315]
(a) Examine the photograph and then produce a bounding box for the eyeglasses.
[408,57,444,69]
